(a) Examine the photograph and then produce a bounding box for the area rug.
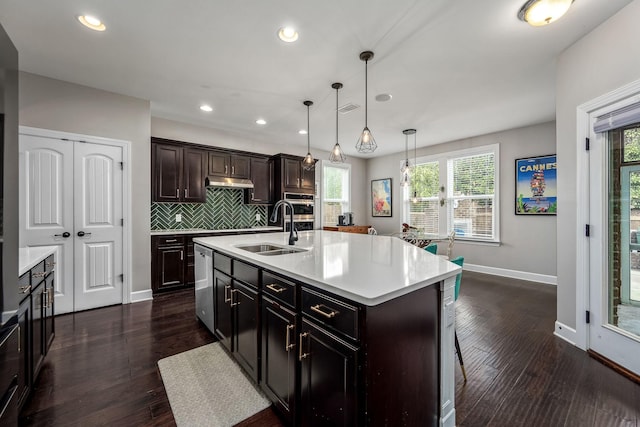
[158,343,271,426]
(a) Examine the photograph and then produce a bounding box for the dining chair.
[450,255,467,382]
[425,243,437,254]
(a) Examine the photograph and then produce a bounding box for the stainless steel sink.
[235,243,307,256]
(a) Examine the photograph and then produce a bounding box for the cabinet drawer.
[157,236,185,246]
[301,287,359,341]
[18,272,30,298]
[44,254,55,274]
[214,252,232,275]
[31,260,47,285]
[263,271,296,308]
[233,260,259,288]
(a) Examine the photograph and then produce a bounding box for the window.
[403,144,499,242]
[321,161,351,226]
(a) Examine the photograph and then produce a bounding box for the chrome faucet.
[270,200,298,246]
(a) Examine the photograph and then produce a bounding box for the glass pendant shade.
[330,82,346,163]
[518,0,574,26]
[356,51,377,153]
[302,100,315,171]
[401,129,415,187]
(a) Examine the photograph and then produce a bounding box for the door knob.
[54,232,71,238]
[77,231,92,237]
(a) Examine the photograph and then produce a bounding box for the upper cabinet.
[208,152,250,179]
[245,157,273,205]
[152,139,207,203]
[275,154,315,194]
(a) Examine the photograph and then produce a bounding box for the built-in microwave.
[285,220,314,232]
[283,192,314,221]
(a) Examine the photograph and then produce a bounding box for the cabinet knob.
[54,232,71,238]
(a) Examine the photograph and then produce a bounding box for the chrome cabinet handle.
[32,272,46,279]
[231,166,235,175]
[48,288,54,308]
[266,283,286,293]
[185,188,188,198]
[310,304,338,319]
[176,189,179,198]
[251,192,255,201]
[230,289,239,307]
[46,261,56,268]
[17,325,21,352]
[299,332,309,361]
[165,239,178,243]
[180,250,184,261]
[225,165,228,175]
[20,285,31,294]
[224,284,231,303]
[285,324,295,352]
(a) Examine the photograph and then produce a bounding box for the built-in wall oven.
[283,192,314,231]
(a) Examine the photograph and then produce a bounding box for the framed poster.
[372,178,392,217]
[515,154,557,215]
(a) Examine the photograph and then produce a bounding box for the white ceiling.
[0,0,633,157]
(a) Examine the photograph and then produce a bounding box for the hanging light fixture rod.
[356,51,377,154]
[302,100,315,171]
[330,83,346,163]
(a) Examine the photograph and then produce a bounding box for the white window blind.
[408,161,439,233]
[322,162,350,226]
[594,101,640,133]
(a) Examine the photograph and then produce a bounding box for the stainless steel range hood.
[205,176,254,189]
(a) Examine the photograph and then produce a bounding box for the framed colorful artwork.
[372,178,392,217]
[515,154,557,215]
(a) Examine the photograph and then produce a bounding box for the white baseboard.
[464,263,557,285]
[130,289,153,303]
[554,321,577,346]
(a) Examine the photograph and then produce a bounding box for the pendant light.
[411,129,419,203]
[355,51,377,154]
[301,100,315,171]
[400,129,412,187]
[330,83,346,163]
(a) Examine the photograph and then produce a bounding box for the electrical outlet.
[175,214,182,222]
[255,213,261,222]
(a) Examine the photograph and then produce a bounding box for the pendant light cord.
[307,103,311,151]
[335,86,339,144]
[364,58,368,127]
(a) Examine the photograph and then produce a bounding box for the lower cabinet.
[31,282,46,381]
[232,281,259,381]
[261,298,297,425]
[213,269,233,351]
[16,294,31,409]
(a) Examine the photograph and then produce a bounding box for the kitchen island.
[194,230,459,426]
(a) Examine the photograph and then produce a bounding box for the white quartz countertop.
[194,230,460,306]
[151,226,282,236]
[19,246,57,276]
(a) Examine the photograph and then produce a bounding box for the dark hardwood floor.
[19,272,640,426]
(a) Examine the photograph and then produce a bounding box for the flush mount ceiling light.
[400,129,415,187]
[278,26,299,43]
[329,82,346,163]
[255,119,267,125]
[200,105,213,112]
[518,0,574,26]
[355,51,377,154]
[298,129,307,135]
[77,15,106,31]
[301,100,315,171]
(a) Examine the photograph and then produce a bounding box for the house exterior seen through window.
[322,161,351,226]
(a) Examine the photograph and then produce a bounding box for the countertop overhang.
[194,230,460,306]
[151,226,282,236]
[19,246,57,276]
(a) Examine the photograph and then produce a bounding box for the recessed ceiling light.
[77,15,106,31]
[278,26,299,43]
[299,130,308,135]
[375,93,392,102]
[200,105,213,112]
[256,119,267,125]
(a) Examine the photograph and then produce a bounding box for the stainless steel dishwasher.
[194,244,214,333]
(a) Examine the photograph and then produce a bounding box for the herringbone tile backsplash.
[151,188,268,230]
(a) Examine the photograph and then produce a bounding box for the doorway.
[19,127,130,314]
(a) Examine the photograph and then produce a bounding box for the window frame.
[402,143,500,243]
[320,160,351,227]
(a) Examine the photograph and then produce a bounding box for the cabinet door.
[185,237,195,286]
[16,301,31,410]
[214,270,233,351]
[300,319,358,427]
[31,282,46,381]
[153,144,183,202]
[230,155,250,179]
[44,273,55,353]
[232,281,259,382]
[208,152,229,177]
[183,148,207,203]
[247,157,273,204]
[261,298,296,424]
[283,158,301,190]
[156,246,185,291]
[301,164,315,191]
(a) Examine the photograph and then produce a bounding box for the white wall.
[367,121,557,277]
[556,0,640,329]
[152,117,369,226]
[19,72,152,292]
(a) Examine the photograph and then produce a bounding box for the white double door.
[20,132,124,314]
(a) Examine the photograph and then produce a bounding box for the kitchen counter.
[19,246,57,276]
[194,230,459,306]
[151,226,282,236]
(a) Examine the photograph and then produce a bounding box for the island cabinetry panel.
[152,141,207,203]
[232,280,259,382]
[245,157,273,205]
[0,322,19,424]
[213,268,233,351]
[15,299,30,409]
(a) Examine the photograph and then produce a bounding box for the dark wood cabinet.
[152,236,186,293]
[0,322,19,424]
[274,154,315,196]
[16,301,30,410]
[152,140,207,203]
[246,157,273,204]
[208,152,250,179]
[261,297,297,425]
[30,282,45,382]
[232,280,259,381]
